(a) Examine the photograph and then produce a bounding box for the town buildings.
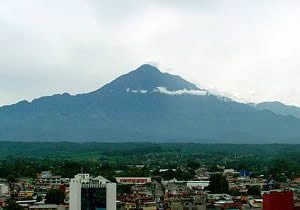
[1,166,300,209]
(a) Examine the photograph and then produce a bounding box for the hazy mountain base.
[0,142,299,160]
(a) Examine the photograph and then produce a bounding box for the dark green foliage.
[187,161,200,170]
[159,168,195,181]
[117,185,132,195]
[1,143,300,188]
[206,174,229,194]
[237,161,250,171]
[229,189,241,196]
[4,199,24,210]
[268,159,289,175]
[45,189,65,205]
[7,175,17,183]
[36,195,43,202]
[152,176,162,183]
[247,186,261,196]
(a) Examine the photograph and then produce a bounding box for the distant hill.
[256,102,300,119]
[1,64,300,143]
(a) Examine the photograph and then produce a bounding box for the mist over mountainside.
[1,64,300,143]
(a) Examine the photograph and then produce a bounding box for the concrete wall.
[0,184,8,194]
[106,183,117,210]
[69,180,81,210]
[187,181,210,189]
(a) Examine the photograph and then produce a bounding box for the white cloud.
[140,90,148,94]
[126,88,148,94]
[126,87,207,96]
[153,87,207,96]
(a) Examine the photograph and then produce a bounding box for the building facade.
[263,191,293,210]
[69,174,116,210]
[115,177,151,185]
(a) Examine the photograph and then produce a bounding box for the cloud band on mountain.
[153,87,207,96]
[126,88,148,94]
[126,87,207,96]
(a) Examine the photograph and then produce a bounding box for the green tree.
[247,185,261,196]
[45,189,65,205]
[229,189,241,196]
[36,195,43,202]
[5,199,24,210]
[187,161,200,170]
[160,170,176,180]
[7,175,17,184]
[206,174,229,194]
[117,184,132,195]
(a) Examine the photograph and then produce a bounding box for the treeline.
[0,158,152,180]
[1,142,300,182]
[0,157,300,183]
[1,142,300,159]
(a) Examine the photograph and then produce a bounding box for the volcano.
[1,64,300,143]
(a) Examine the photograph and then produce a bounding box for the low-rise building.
[166,194,206,210]
[29,204,68,210]
[116,177,151,185]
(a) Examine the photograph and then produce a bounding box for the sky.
[1,0,300,106]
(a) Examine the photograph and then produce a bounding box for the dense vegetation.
[0,142,300,182]
[45,189,65,205]
[206,174,229,193]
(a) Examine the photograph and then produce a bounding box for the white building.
[115,177,151,185]
[162,179,210,190]
[36,171,70,187]
[69,174,116,210]
[223,169,235,175]
[0,183,8,195]
[186,181,210,189]
[29,204,67,210]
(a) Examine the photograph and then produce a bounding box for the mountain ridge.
[256,101,300,119]
[1,64,300,143]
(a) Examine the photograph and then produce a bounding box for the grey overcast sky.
[1,0,300,106]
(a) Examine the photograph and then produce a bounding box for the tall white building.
[70,174,116,210]
[0,183,8,195]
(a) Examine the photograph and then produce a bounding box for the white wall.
[0,184,8,194]
[187,181,210,189]
[69,180,81,210]
[106,183,117,210]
